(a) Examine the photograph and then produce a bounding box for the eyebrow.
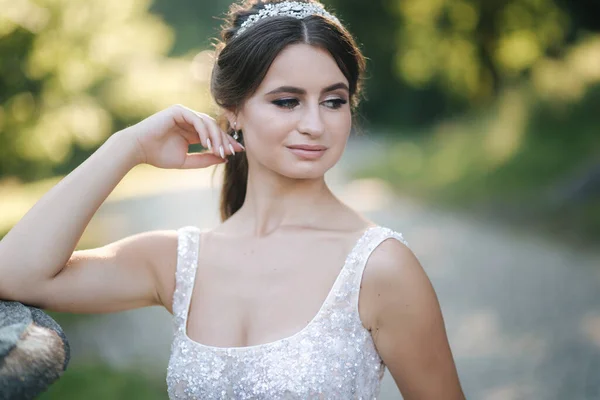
[265,82,349,96]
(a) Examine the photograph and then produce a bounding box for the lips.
[286,144,327,160]
[287,144,327,151]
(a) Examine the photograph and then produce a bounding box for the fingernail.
[219,145,225,159]
[237,142,245,150]
[207,138,212,151]
[228,143,235,156]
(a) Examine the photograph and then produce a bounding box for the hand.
[124,104,244,169]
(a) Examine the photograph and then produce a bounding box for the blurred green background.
[1,0,599,398]
[2,0,599,245]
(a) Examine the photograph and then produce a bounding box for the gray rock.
[28,306,70,371]
[0,301,70,400]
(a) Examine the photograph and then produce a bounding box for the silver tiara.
[235,1,341,37]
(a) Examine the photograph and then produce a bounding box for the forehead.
[257,43,348,92]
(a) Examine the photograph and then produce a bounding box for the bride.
[0,0,465,398]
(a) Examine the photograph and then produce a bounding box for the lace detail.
[166,225,409,399]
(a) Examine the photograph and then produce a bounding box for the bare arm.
[0,131,140,303]
[367,239,465,400]
[34,229,180,313]
[0,105,243,313]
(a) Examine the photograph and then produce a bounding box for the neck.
[232,168,339,237]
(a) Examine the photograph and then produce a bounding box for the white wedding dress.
[166,225,408,399]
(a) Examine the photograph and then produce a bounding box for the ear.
[223,109,237,129]
[223,108,245,131]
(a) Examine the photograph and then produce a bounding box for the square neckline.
[180,225,380,352]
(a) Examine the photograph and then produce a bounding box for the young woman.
[0,0,465,398]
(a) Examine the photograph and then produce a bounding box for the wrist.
[110,127,146,167]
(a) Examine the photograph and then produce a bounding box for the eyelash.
[272,98,348,110]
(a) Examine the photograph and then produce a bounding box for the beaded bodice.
[166,225,408,399]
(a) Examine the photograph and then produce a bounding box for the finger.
[225,133,245,152]
[174,105,210,147]
[221,132,243,157]
[173,105,230,160]
[185,109,224,158]
[181,152,227,169]
[221,131,236,156]
[194,117,211,151]
[203,117,225,159]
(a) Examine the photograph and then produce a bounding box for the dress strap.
[172,226,202,333]
[345,226,410,309]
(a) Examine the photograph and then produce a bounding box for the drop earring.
[232,121,239,141]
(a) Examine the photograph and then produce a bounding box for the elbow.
[0,268,45,307]
[0,266,16,302]
[0,247,21,301]
[0,278,23,303]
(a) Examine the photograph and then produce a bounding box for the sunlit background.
[1,0,599,399]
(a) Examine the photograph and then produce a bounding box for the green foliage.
[354,82,600,244]
[393,0,570,101]
[0,0,211,182]
[38,363,166,400]
[45,310,91,329]
[149,0,233,55]
[306,0,598,128]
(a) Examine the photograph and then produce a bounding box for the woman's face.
[234,43,352,180]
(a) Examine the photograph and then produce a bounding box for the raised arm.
[0,105,243,314]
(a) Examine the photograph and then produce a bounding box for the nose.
[297,102,325,137]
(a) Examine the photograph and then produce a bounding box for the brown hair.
[211,0,366,221]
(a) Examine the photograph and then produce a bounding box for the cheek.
[248,111,290,146]
[242,105,290,158]
[330,111,352,143]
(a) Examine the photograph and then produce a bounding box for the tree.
[0,0,213,182]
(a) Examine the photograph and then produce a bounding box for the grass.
[38,363,167,400]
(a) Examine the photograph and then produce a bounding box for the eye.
[272,98,299,109]
[323,98,348,109]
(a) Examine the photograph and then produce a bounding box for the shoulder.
[121,228,180,257]
[362,228,465,398]
[361,228,435,330]
[102,228,179,268]
[364,227,415,283]
[119,227,192,313]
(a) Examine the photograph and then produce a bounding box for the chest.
[184,232,377,348]
[167,324,384,399]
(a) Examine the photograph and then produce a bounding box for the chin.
[279,161,337,180]
[284,171,326,180]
